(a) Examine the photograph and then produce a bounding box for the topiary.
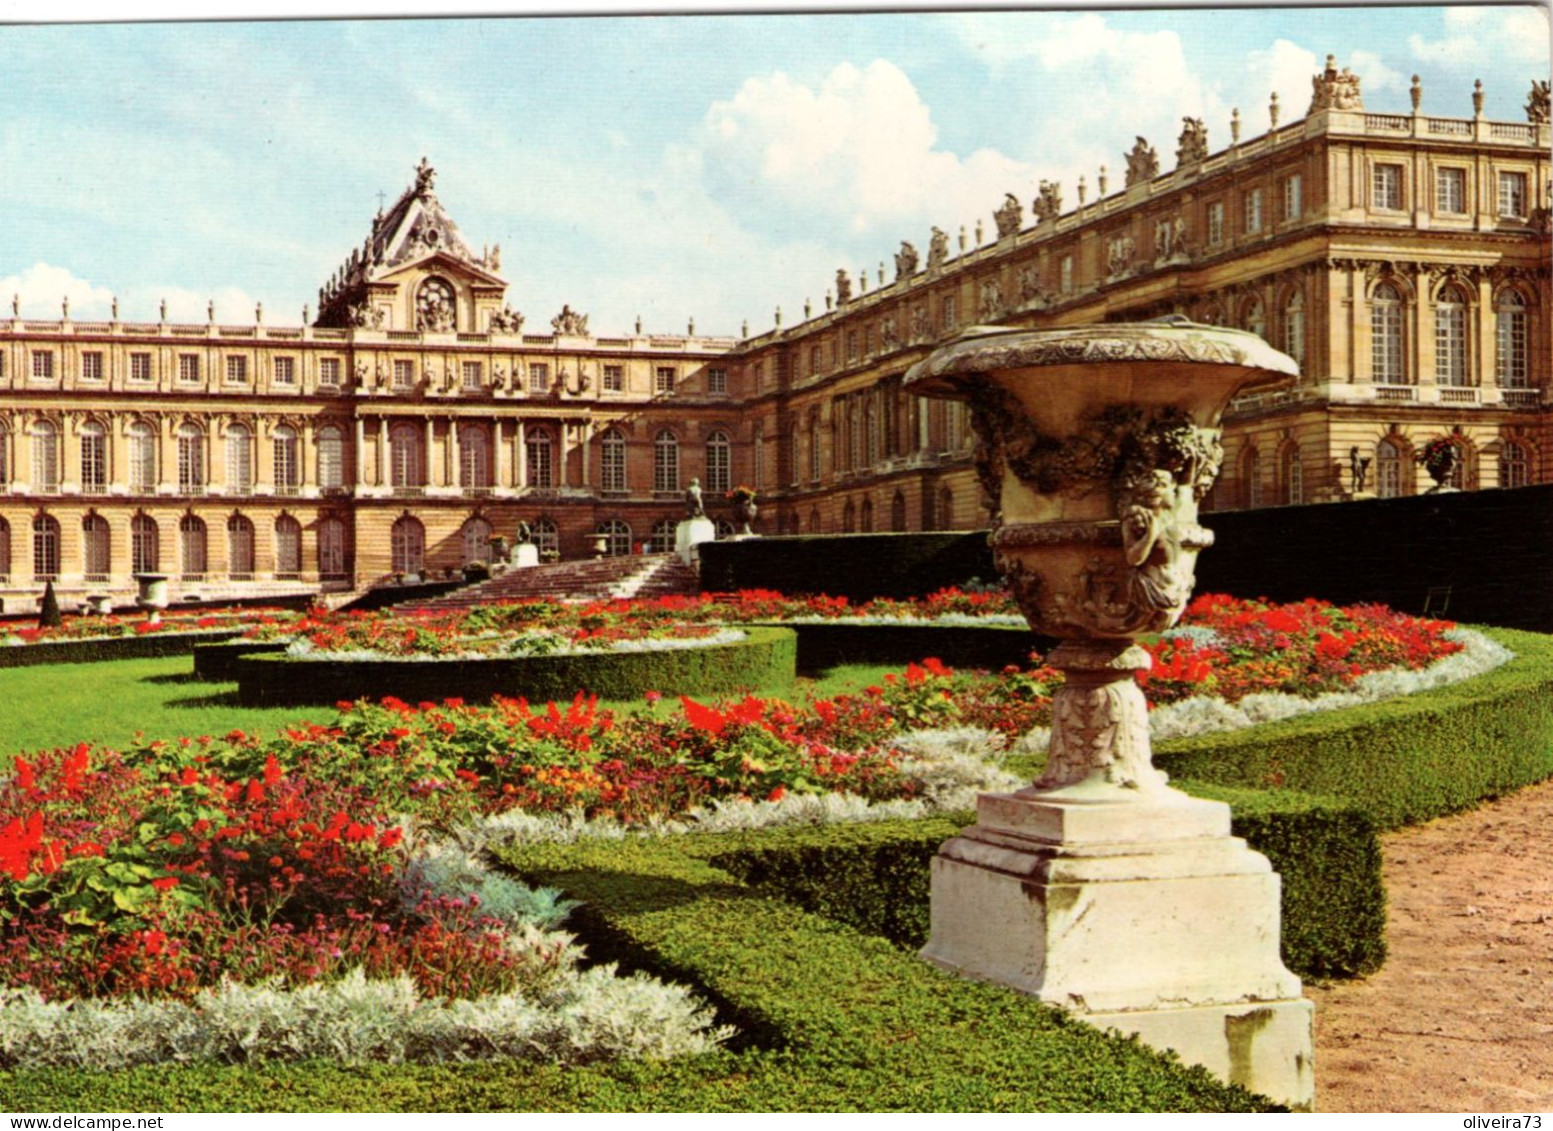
[39,581,64,628]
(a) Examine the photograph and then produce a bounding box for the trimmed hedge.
[699,532,996,600]
[755,620,1048,674]
[232,627,798,707]
[1154,626,1553,830]
[0,629,242,670]
[191,640,289,681]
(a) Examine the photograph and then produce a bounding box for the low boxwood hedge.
[191,639,289,681]
[1154,626,1553,830]
[0,629,242,669]
[231,626,798,706]
[748,620,1047,675]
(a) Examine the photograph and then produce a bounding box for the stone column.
[378,417,388,488]
[558,419,571,488]
[61,413,80,494]
[516,420,527,488]
[494,418,506,487]
[354,417,366,488]
[579,420,591,488]
[449,414,461,491]
[423,417,435,487]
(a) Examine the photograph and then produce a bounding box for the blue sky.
[1,5,1548,336]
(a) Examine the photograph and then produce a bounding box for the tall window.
[274,515,301,577]
[31,421,59,493]
[178,355,201,384]
[860,497,874,533]
[1243,299,1266,341]
[225,356,248,384]
[939,486,954,527]
[319,516,348,580]
[226,424,253,495]
[318,358,341,387]
[1496,291,1529,388]
[1206,201,1224,246]
[1244,187,1263,234]
[0,427,9,489]
[752,424,765,490]
[653,430,679,493]
[80,422,106,493]
[32,514,60,580]
[461,517,493,565]
[227,514,255,578]
[177,424,205,493]
[1498,171,1528,218]
[1241,447,1262,508]
[82,514,110,580]
[1060,255,1074,293]
[273,357,296,386]
[526,428,553,488]
[1283,291,1307,368]
[317,426,344,489]
[707,367,728,394]
[597,519,631,557]
[1376,439,1403,498]
[1283,173,1302,221]
[390,425,421,489]
[600,428,626,492]
[891,490,907,532]
[1434,285,1468,387]
[603,364,624,392]
[649,518,676,554]
[1281,444,1303,505]
[460,424,490,489]
[128,352,153,382]
[532,518,559,558]
[808,410,821,481]
[1499,442,1530,489]
[393,360,414,389]
[704,430,731,493]
[1373,164,1403,210]
[461,361,482,391]
[841,500,855,533]
[654,367,676,395]
[130,513,159,575]
[789,430,800,487]
[1371,283,1405,384]
[31,351,54,381]
[1435,168,1466,214]
[128,421,156,491]
[179,514,207,578]
[272,425,299,494]
[0,518,9,579]
[81,352,104,381]
[528,363,550,393]
[391,516,424,575]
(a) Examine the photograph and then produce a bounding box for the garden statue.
[1350,446,1372,495]
[905,317,1313,1108]
[515,520,533,545]
[728,486,759,537]
[684,477,705,518]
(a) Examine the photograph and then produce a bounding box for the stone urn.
[133,573,170,625]
[904,318,1298,799]
[1419,436,1461,494]
[731,492,759,536]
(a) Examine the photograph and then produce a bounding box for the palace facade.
[1,59,1549,608]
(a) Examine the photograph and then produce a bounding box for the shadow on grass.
[141,672,201,686]
[163,690,243,709]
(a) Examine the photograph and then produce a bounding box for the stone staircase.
[395,553,700,613]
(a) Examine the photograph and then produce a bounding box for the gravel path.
[1303,777,1553,1112]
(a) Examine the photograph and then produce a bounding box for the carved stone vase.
[732,497,758,536]
[134,573,170,625]
[905,320,1315,1109]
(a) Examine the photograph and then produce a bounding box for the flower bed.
[0,608,302,671]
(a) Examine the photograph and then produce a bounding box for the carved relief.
[1309,54,1364,112]
[978,278,1005,321]
[415,278,456,332]
[993,193,1024,239]
[1029,644,1162,791]
[1032,180,1062,223]
[1124,137,1160,187]
[347,301,385,330]
[1175,117,1209,166]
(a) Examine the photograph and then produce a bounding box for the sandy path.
[1303,777,1553,1112]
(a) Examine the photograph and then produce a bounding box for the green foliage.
[1154,627,1553,829]
[0,629,240,670]
[37,583,63,629]
[233,627,798,707]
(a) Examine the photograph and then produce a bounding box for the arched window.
[317,425,344,489]
[597,518,631,557]
[177,424,205,493]
[865,399,881,466]
[1376,438,1403,498]
[526,427,553,489]
[842,499,856,533]
[415,277,456,332]
[319,515,348,580]
[272,425,299,494]
[459,424,490,490]
[653,430,679,493]
[31,420,58,493]
[1243,299,1266,341]
[390,424,421,489]
[127,421,157,492]
[462,516,493,564]
[1499,441,1530,489]
[1371,282,1406,385]
[226,423,253,494]
[808,409,821,481]
[891,490,908,532]
[938,486,954,529]
[808,508,820,534]
[0,425,9,488]
[274,514,302,577]
[1496,291,1529,389]
[532,518,559,558]
[704,430,731,493]
[1283,291,1306,368]
[0,517,10,580]
[1446,438,1475,491]
[1435,284,1469,387]
[1280,443,1303,506]
[391,515,424,575]
[179,514,208,578]
[650,517,677,554]
[1241,446,1262,508]
[752,423,765,490]
[860,497,874,533]
[600,428,627,492]
[80,421,107,493]
[227,514,255,578]
[130,513,159,575]
[32,514,60,580]
[82,513,110,580]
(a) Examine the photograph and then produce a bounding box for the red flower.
[151,876,180,891]
[680,697,727,737]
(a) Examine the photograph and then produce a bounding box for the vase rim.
[903,318,1299,398]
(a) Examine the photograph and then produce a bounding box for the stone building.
[0,58,1548,607]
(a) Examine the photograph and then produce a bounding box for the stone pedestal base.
[676,517,716,565]
[509,542,539,569]
[921,789,1314,1109]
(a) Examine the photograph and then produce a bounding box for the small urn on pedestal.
[728,487,760,538]
[133,574,169,625]
[905,319,1314,1109]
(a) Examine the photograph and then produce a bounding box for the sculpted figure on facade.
[927,227,950,271]
[414,156,436,195]
[978,278,1004,321]
[1308,55,1364,112]
[1124,137,1160,187]
[1106,233,1136,278]
[879,315,899,349]
[1016,264,1046,307]
[993,193,1024,240]
[488,304,524,333]
[1032,180,1062,224]
[908,304,930,342]
[551,305,589,336]
[1528,80,1551,124]
[1175,118,1209,166]
[835,268,853,304]
[894,241,919,281]
[347,301,385,330]
[1153,219,1174,264]
[684,476,705,518]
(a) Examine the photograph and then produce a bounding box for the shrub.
[37,585,62,630]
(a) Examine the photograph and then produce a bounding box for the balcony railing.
[1374,385,1418,403]
[1438,387,1479,404]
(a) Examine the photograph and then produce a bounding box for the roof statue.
[414,156,436,194]
[551,305,589,336]
[894,241,919,281]
[1175,118,1209,166]
[1032,180,1062,223]
[927,226,949,270]
[1528,80,1551,124]
[1124,137,1159,187]
[835,268,853,304]
[993,193,1024,240]
[1309,54,1364,113]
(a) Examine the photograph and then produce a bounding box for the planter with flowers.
[1417,434,1462,494]
[727,486,759,537]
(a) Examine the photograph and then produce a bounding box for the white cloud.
[0,263,115,320]
[0,263,264,325]
[1409,6,1551,68]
